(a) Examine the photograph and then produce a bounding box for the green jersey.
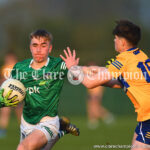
[11,56,67,124]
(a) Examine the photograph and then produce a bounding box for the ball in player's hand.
[1,79,26,103]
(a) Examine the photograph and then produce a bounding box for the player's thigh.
[132,132,138,145]
[132,133,150,150]
[131,140,150,150]
[18,129,47,150]
[132,121,150,150]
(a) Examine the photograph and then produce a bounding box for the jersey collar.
[127,47,138,51]
[29,57,50,68]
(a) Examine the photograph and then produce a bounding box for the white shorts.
[20,115,60,142]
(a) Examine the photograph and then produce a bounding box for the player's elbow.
[82,82,98,89]
[84,84,93,89]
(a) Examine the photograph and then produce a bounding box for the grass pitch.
[0,115,136,150]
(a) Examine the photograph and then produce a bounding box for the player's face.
[114,35,123,53]
[30,37,52,63]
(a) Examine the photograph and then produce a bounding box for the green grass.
[53,116,137,150]
[0,114,20,150]
[0,115,137,150]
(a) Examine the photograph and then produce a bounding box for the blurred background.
[0,0,150,149]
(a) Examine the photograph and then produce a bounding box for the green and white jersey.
[11,56,67,124]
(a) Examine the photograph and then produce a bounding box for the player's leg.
[18,116,48,150]
[19,131,58,150]
[0,107,11,137]
[131,132,138,146]
[87,95,101,120]
[17,129,47,150]
[99,105,114,124]
[87,96,114,125]
[97,89,114,124]
[14,103,23,123]
[131,121,150,150]
[43,117,80,150]
[87,94,101,128]
[87,94,114,128]
[131,133,150,150]
[18,115,60,150]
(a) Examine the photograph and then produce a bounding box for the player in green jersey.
[9,29,79,150]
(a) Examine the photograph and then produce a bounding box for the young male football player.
[8,30,79,150]
[61,20,150,150]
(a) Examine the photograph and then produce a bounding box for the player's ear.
[49,44,52,54]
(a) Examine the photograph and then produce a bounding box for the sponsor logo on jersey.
[39,80,47,86]
[27,86,40,95]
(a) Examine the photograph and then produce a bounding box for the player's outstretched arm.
[60,48,122,89]
[81,66,112,88]
[81,66,122,88]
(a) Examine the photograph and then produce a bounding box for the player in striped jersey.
[61,20,150,150]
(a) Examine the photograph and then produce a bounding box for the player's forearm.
[102,79,123,88]
[82,76,110,89]
[68,65,116,89]
[82,66,102,74]
[81,67,112,88]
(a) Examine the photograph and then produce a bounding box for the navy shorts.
[135,119,150,144]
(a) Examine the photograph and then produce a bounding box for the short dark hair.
[30,29,53,43]
[113,20,141,46]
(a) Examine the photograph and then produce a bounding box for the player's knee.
[17,143,26,150]
[17,142,34,150]
[17,140,39,150]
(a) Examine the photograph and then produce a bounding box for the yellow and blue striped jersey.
[108,47,150,121]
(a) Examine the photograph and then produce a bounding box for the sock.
[43,130,68,150]
[58,130,68,139]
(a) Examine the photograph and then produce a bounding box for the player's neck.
[31,59,47,70]
[120,46,136,53]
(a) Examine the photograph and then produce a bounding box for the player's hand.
[60,47,80,69]
[106,58,115,68]
[0,88,19,108]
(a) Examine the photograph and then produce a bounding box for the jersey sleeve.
[108,53,127,79]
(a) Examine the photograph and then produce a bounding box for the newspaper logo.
[67,66,84,85]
